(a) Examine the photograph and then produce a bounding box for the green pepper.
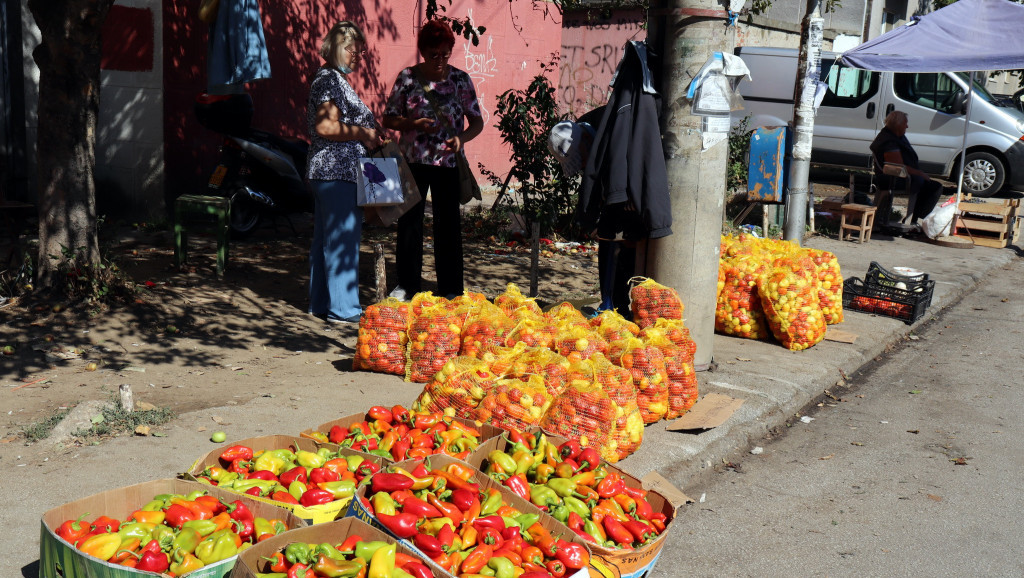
[478,566,497,577]
[547,478,577,498]
[151,524,176,552]
[480,489,504,516]
[353,541,390,564]
[317,447,334,460]
[487,450,517,475]
[344,455,365,471]
[316,543,346,560]
[229,478,277,494]
[171,527,203,556]
[368,449,393,459]
[563,495,591,518]
[529,485,561,509]
[391,568,415,578]
[367,543,395,578]
[549,504,570,523]
[501,516,521,531]
[289,481,308,501]
[141,499,165,512]
[515,513,540,531]
[371,491,397,516]
[182,519,219,537]
[253,450,290,475]
[312,553,365,578]
[583,519,605,544]
[320,480,356,499]
[117,522,154,544]
[195,530,238,565]
[488,556,516,578]
[285,542,314,565]
[185,490,207,501]
[295,449,326,469]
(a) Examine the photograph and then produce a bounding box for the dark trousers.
[395,163,464,296]
[598,240,636,316]
[909,175,944,223]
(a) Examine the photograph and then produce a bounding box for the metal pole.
[783,0,823,245]
[953,73,974,213]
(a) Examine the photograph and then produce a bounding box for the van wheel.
[958,152,1005,198]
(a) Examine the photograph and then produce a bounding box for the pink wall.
[557,9,647,118]
[163,0,564,202]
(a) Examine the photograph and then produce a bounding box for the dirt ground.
[0,207,603,463]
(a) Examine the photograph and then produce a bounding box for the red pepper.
[134,547,170,573]
[376,512,419,539]
[392,404,410,424]
[546,558,567,577]
[390,438,411,461]
[328,425,346,444]
[478,526,504,549]
[507,428,527,446]
[413,412,441,430]
[220,445,253,462]
[621,485,647,500]
[287,562,311,578]
[634,496,655,521]
[228,500,255,541]
[367,405,393,422]
[622,519,658,542]
[437,523,457,551]
[56,513,92,544]
[413,533,444,558]
[402,561,432,578]
[448,488,477,512]
[500,525,520,541]
[596,473,627,498]
[410,462,430,478]
[503,473,531,502]
[372,472,414,493]
[349,422,371,436]
[245,486,262,497]
[410,433,434,449]
[162,504,194,529]
[567,511,585,531]
[229,458,250,475]
[553,539,589,569]
[279,466,308,487]
[473,515,506,532]
[266,552,288,573]
[558,439,582,461]
[648,512,667,532]
[338,534,364,552]
[401,495,442,518]
[246,469,278,481]
[355,461,380,480]
[431,469,480,494]
[560,458,580,473]
[603,516,635,546]
[309,467,340,485]
[299,489,334,507]
[426,493,463,526]
[577,447,601,472]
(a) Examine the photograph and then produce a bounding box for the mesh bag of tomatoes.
[641,327,698,420]
[54,491,295,574]
[405,302,471,383]
[460,301,515,359]
[540,369,616,452]
[411,356,500,420]
[611,337,670,424]
[504,315,558,350]
[451,290,490,308]
[195,444,371,509]
[553,324,610,364]
[494,282,544,319]
[545,301,591,329]
[590,353,643,462]
[505,347,571,397]
[629,277,684,329]
[361,462,593,576]
[716,257,771,340]
[353,297,412,375]
[589,309,641,343]
[474,374,554,431]
[482,432,669,550]
[757,256,827,351]
[806,247,845,325]
[253,536,431,578]
[646,318,697,358]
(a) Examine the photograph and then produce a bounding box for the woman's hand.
[445,134,462,153]
[412,117,439,134]
[362,126,382,149]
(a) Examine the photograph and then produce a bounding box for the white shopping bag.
[356,156,404,207]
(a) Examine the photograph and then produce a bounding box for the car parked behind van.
[735,46,1024,197]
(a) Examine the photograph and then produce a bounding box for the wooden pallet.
[954,195,1020,247]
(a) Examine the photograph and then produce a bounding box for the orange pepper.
[447,420,480,438]
[210,511,232,532]
[576,485,600,502]
[394,551,419,568]
[460,543,492,574]
[571,470,597,486]
[521,545,544,566]
[128,510,165,525]
[528,522,557,556]
[460,525,478,548]
[407,447,431,460]
[496,505,518,518]
[464,496,481,524]
[170,498,213,520]
[108,538,140,563]
[446,462,476,481]
[194,495,225,515]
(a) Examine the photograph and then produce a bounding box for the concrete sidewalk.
[626,232,1019,491]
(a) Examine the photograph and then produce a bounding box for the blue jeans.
[309,179,362,320]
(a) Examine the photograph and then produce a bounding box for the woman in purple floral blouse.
[382,20,483,300]
[306,21,381,323]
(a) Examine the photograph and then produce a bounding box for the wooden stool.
[174,194,231,276]
[839,203,877,243]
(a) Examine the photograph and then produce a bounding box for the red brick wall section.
[161,1,593,207]
[102,5,154,71]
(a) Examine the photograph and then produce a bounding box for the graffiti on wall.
[460,14,497,124]
[559,12,645,116]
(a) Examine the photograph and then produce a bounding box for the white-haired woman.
[869,110,942,226]
[306,21,381,323]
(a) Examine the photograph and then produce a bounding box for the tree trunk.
[27,0,113,288]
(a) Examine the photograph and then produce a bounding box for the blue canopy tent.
[840,0,1024,220]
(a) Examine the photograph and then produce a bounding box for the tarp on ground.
[840,0,1024,73]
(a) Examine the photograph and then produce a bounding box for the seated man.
[869,110,943,226]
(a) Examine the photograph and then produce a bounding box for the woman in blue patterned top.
[382,20,483,300]
[306,21,381,323]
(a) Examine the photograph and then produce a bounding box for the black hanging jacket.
[579,41,672,239]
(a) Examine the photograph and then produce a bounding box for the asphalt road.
[661,258,1024,577]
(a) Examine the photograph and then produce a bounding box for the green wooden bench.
[174,194,230,276]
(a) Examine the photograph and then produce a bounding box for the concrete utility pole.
[783,0,824,244]
[646,0,735,370]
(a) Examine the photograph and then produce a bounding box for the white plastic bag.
[921,196,957,239]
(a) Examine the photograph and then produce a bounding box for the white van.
[736,46,1024,197]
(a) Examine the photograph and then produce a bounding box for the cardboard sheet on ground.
[667,392,744,431]
[825,327,858,343]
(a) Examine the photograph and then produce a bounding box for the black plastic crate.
[865,261,930,291]
[842,276,935,324]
